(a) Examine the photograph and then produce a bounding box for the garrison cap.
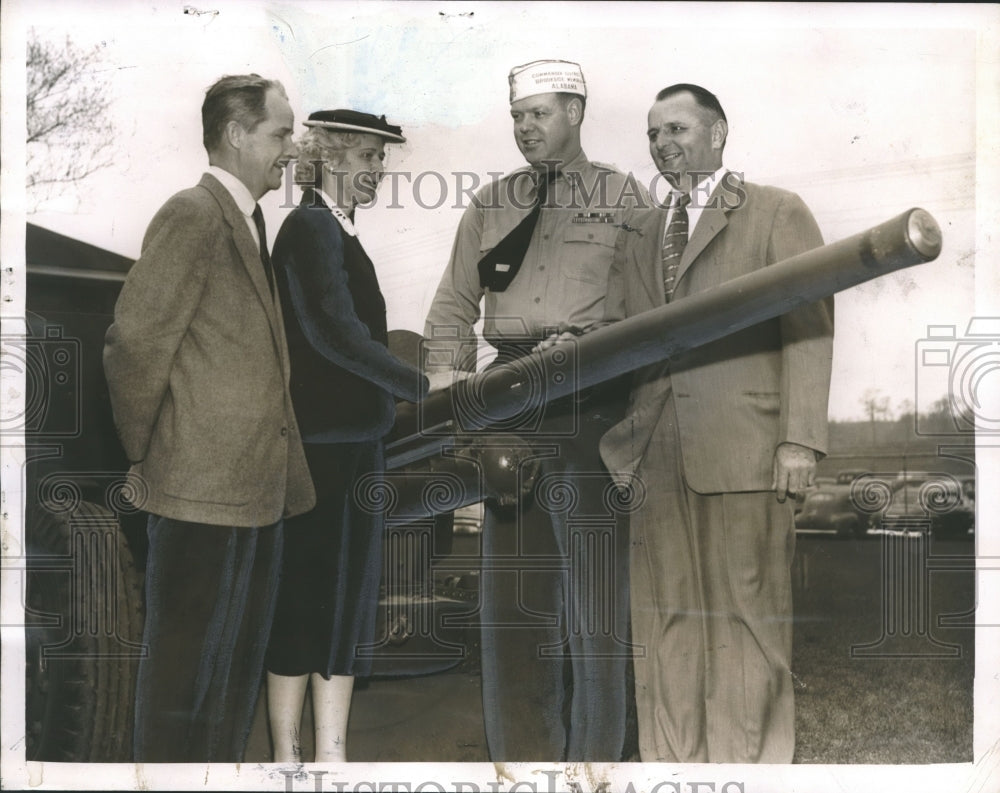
[508,60,586,104]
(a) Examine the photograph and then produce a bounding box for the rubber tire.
[24,500,144,762]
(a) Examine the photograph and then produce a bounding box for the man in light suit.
[600,83,834,763]
[104,74,315,762]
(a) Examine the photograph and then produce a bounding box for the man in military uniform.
[423,60,644,761]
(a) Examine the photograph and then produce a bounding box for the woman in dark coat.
[264,109,449,762]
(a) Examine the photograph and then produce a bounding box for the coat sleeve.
[770,192,835,457]
[275,210,428,403]
[103,194,216,463]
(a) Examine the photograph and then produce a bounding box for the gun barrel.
[387,207,941,469]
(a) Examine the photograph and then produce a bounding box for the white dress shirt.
[664,166,731,241]
[207,165,262,250]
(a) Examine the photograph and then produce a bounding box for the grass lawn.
[262,531,977,763]
[791,534,975,764]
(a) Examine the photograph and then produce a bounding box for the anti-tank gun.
[376,208,943,522]
[20,207,940,761]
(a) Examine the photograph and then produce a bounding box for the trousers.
[629,393,796,762]
[133,514,282,762]
[479,374,632,761]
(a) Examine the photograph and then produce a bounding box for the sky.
[2,4,1000,791]
[6,1,995,423]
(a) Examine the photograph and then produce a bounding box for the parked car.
[868,471,975,539]
[834,468,870,486]
[794,478,872,539]
[959,474,976,506]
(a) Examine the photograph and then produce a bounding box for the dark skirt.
[265,440,384,678]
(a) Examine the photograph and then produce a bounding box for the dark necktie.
[477,171,557,292]
[251,204,276,298]
[662,192,690,301]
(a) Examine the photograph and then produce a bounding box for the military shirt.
[424,149,645,371]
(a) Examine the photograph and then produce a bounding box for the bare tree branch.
[26,30,116,211]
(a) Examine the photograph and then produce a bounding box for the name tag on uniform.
[572,212,616,224]
[496,263,511,272]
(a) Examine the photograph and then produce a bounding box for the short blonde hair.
[293,127,365,186]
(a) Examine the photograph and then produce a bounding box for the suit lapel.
[635,209,669,308]
[676,201,728,288]
[199,173,286,361]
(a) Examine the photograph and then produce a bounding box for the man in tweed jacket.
[104,74,314,762]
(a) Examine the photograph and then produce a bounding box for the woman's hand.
[426,369,472,393]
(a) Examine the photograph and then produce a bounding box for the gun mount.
[18,208,944,760]
[381,208,942,521]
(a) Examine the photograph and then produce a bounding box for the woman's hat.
[303,109,405,142]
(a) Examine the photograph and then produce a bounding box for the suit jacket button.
[280,427,288,436]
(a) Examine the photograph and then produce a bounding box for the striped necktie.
[662,192,690,301]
